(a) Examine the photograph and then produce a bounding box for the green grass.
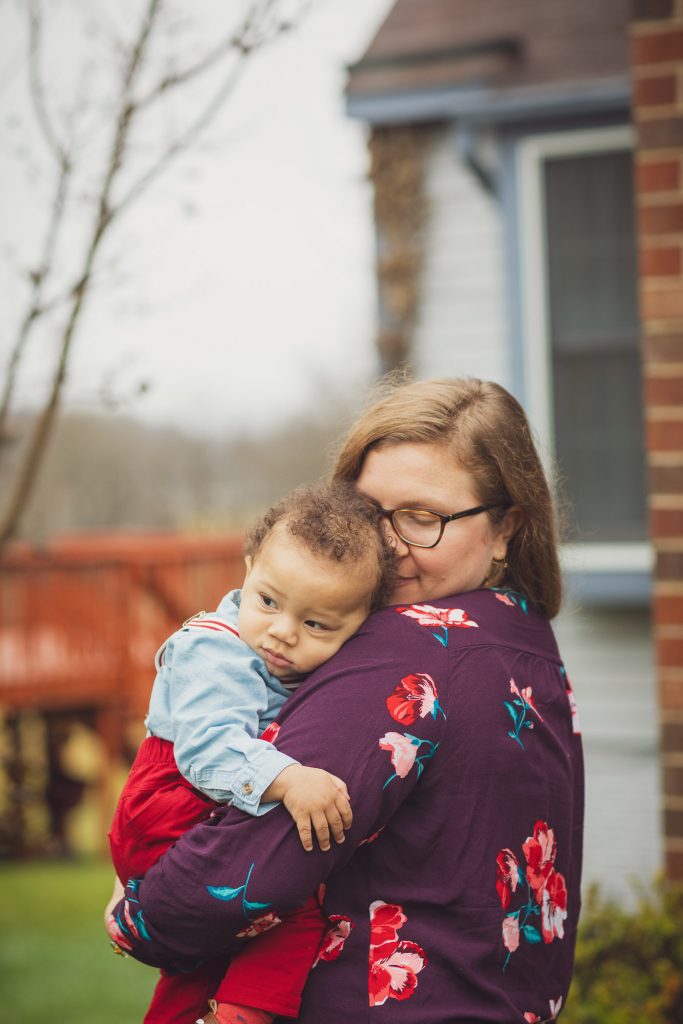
[0,859,156,1024]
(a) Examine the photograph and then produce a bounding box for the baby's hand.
[265,763,352,851]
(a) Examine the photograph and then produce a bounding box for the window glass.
[544,150,647,542]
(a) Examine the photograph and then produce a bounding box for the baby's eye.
[305,619,329,631]
[259,593,277,609]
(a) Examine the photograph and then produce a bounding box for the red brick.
[655,592,683,625]
[663,761,683,797]
[638,117,683,149]
[660,637,683,669]
[651,464,683,494]
[635,73,678,106]
[657,552,683,579]
[651,504,683,533]
[665,846,683,882]
[632,0,674,18]
[641,245,682,275]
[643,332,683,360]
[665,806,683,839]
[633,28,683,65]
[639,202,683,235]
[641,287,683,318]
[662,718,683,751]
[661,674,683,705]
[648,420,683,450]
[645,373,683,403]
[637,158,681,192]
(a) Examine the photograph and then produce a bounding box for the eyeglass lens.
[391,509,443,546]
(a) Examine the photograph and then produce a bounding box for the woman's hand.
[104,875,125,929]
[262,763,352,851]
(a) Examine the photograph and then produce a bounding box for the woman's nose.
[382,519,411,558]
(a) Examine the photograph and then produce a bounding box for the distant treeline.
[1,404,358,540]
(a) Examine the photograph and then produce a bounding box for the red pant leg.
[213,895,326,1018]
[109,736,216,881]
[143,960,228,1024]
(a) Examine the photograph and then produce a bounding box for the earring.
[483,557,508,588]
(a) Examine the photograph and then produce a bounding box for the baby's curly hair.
[244,482,397,611]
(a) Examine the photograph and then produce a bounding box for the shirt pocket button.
[242,783,253,795]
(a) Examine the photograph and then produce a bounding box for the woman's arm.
[107,608,449,971]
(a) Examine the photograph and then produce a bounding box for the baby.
[107,481,396,1024]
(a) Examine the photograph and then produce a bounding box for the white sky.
[0,0,396,437]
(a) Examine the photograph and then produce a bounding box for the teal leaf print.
[504,679,543,750]
[522,924,542,944]
[207,863,271,921]
[207,884,245,902]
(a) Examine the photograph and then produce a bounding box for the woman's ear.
[494,506,523,560]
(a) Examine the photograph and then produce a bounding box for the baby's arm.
[159,622,298,813]
[262,763,353,851]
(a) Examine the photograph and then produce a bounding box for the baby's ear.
[243,554,253,576]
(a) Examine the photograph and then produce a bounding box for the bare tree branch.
[26,0,68,164]
[0,0,312,549]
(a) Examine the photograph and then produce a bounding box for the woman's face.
[356,441,515,605]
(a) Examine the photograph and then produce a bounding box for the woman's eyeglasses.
[376,504,495,549]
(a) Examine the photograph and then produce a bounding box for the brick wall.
[631,0,683,881]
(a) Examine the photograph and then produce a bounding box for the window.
[517,127,649,575]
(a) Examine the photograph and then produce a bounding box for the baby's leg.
[143,961,227,1024]
[209,894,326,1019]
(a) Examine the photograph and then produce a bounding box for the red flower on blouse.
[313,914,354,966]
[260,722,280,744]
[386,673,445,725]
[522,820,557,899]
[368,901,427,1007]
[541,870,568,943]
[495,848,519,910]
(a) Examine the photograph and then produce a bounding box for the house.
[346,0,683,892]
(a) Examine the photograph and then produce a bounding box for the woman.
[109,377,583,1023]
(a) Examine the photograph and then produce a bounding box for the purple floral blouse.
[109,588,584,1023]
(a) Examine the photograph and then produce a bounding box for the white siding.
[554,602,662,898]
[413,127,509,384]
[409,131,661,899]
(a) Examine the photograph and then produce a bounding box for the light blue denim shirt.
[145,589,297,815]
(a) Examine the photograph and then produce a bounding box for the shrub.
[563,879,683,1024]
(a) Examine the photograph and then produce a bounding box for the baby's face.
[238,526,375,679]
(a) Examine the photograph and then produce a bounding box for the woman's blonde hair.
[332,376,562,619]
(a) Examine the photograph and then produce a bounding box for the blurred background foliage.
[2,857,682,1022]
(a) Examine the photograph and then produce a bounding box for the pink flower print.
[502,914,520,954]
[236,911,282,938]
[314,915,354,966]
[523,821,557,900]
[359,826,385,846]
[379,732,417,779]
[379,732,439,788]
[496,592,515,607]
[396,603,478,647]
[386,673,445,725]
[368,901,427,1006]
[496,848,519,909]
[541,871,568,943]
[106,911,133,953]
[505,679,543,750]
[260,721,280,744]
[524,997,563,1022]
